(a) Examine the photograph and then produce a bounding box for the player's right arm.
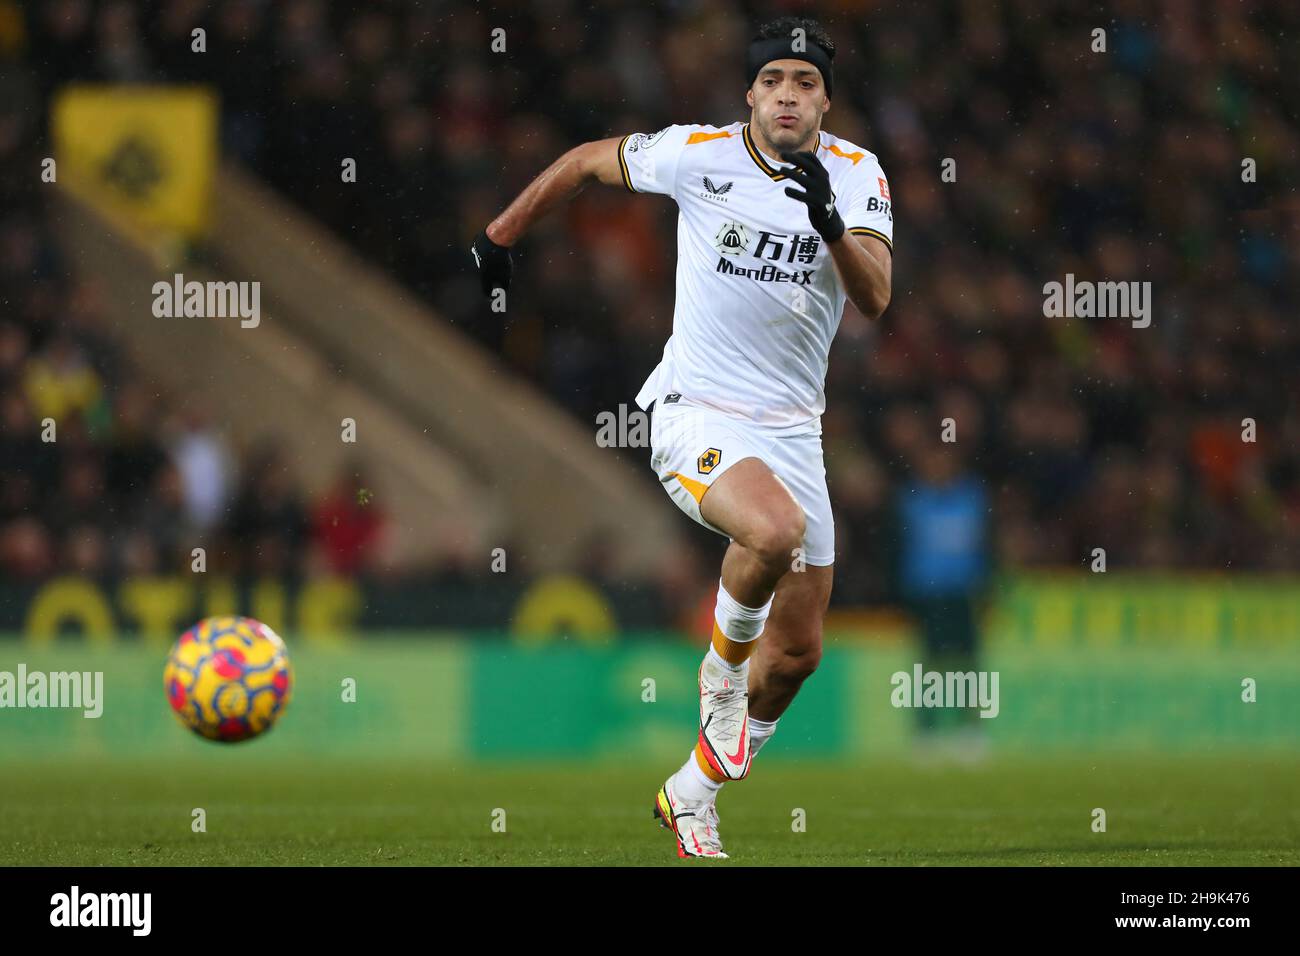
[486,137,626,248]
[469,137,628,296]
[471,127,688,296]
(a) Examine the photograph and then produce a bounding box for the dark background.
[2,0,1298,611]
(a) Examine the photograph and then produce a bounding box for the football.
[163,616,293,743]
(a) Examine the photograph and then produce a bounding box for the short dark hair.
[752,16,835,59]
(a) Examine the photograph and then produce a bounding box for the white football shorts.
[647,397,835,566]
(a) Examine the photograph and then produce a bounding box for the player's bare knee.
[744,511,805,571]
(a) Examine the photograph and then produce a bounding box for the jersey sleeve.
[617,125,691,199]
[842,159,894,252]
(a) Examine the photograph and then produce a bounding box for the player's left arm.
[828,232,891,320]
[781,149,894,320]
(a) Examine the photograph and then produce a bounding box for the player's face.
[746,60,828,153]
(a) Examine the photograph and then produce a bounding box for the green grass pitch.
[3,754,1297,866]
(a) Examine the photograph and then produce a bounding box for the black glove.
[470,229,512,296]
[780,150,845,243]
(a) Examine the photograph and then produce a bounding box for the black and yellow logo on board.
[53,86,217,238]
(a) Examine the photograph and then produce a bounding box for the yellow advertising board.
[52,85,218,238]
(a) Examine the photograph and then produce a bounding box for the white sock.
[714,579,773,638]
[749,716,779,759]
[674,752,723,805]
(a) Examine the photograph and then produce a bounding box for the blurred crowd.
[0,61,386,585]
[5,0,1300,605]
[0,256,387,582]
[2,1,402,584]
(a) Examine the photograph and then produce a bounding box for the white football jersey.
[622,121,893,433]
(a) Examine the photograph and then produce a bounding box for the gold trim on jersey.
[617,133,636,192]
[742,123,792,181]
[848,226,893,252]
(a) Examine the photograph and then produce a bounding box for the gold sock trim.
[694,742,728,783]
[711,621,758,664]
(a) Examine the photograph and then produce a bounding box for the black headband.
[746,35,834,99]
